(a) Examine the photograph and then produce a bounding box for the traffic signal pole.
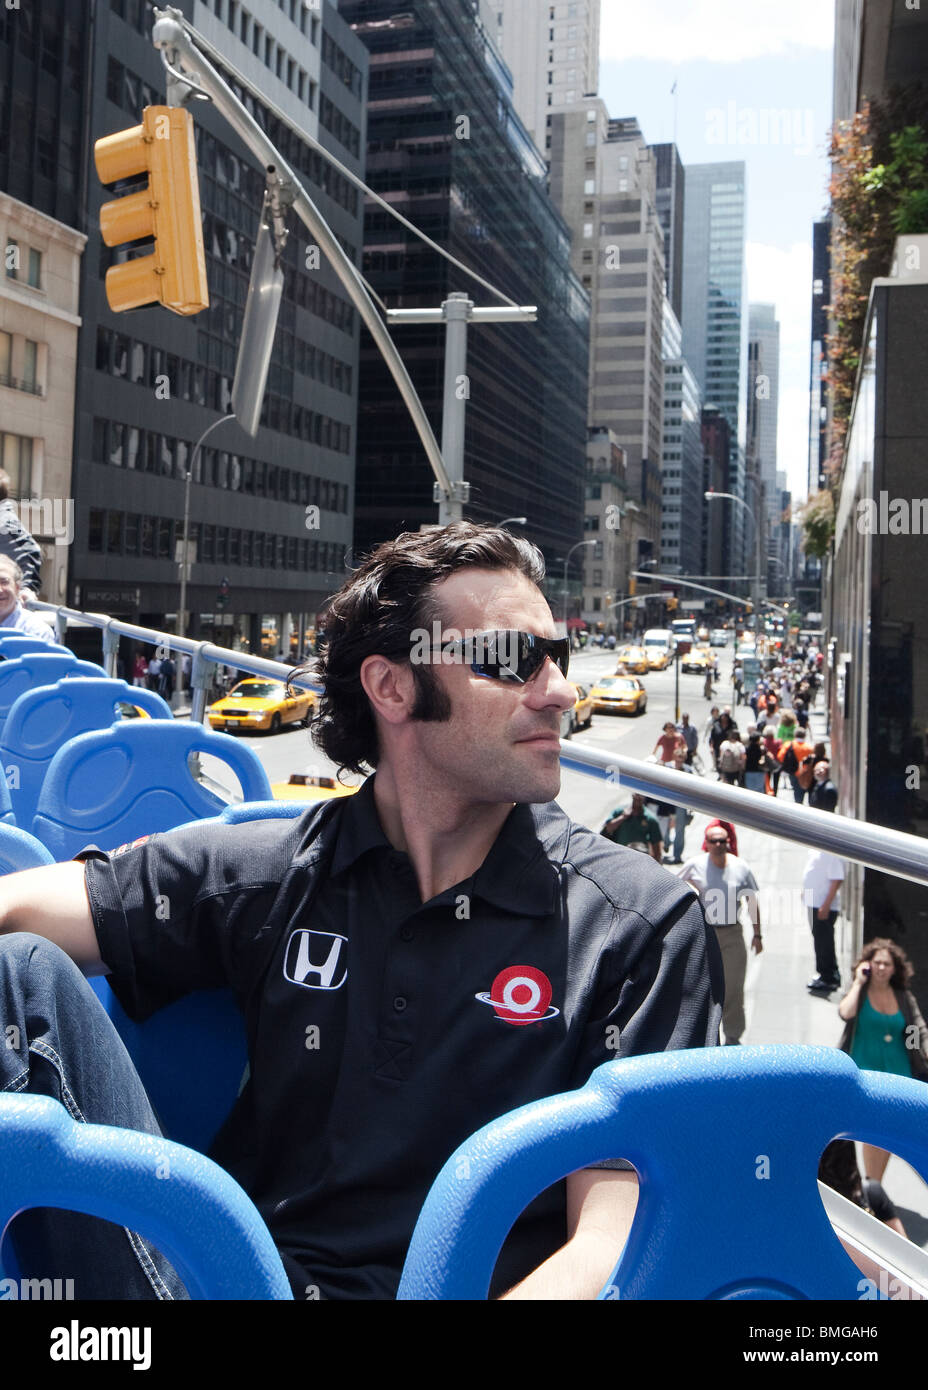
[150,7,455,511]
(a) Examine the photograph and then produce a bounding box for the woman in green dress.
[838,938,928,1182]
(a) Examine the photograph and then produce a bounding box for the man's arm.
[0,862,104,973]
[498,1169,638,1300]
[817,879,842,918]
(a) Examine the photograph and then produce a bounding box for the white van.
[643,628,674,670]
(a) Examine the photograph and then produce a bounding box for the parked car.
[589,675,648,716]
[207,678,315,734]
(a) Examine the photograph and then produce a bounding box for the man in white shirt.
[678,829,762,1044]
[804,848,845,995]
[0,555,59,645]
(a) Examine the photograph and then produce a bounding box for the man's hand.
[499,1169,638,1300]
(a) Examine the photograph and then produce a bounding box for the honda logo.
[283,929,348,991]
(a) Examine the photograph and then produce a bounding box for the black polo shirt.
[84,777,722,1300]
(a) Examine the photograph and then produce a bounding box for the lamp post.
[705,491,761,640]
[562,539,596,630]
[176,412,236,706]
[497,516,527,528]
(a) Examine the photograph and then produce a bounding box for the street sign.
[681,599,706,609]
[231,210,284,436]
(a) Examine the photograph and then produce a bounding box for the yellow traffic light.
[629,577,636,596]
[95,106,209,316]
[667,596,678,611]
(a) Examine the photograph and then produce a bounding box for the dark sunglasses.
[441,630,570,685]
[707,836,729,846]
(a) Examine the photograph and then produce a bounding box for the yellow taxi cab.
[271,773,362,800]
[589,674,648,716]
[568,681,593,732]
[614,645,649,674]
[646,648,672,671]
[681,646,711,674]
[207,678,315,735]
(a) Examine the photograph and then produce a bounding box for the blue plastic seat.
[397,1045,928,1300]
[0,678,172,832]
[0,822,54,874]
[31,720,272,858]
[0,653,106,744]
[0,1094,291,1299]
[0,635,62,659]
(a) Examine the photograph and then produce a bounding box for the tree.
[797,490,835,560]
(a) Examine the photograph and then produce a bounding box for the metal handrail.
[23,598,928,888]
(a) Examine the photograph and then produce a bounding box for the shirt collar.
[329,775,564,917]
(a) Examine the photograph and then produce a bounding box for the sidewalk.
[561,695,928,1244]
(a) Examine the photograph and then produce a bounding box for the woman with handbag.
[838,938,928,1183]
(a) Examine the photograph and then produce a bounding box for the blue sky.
[598,0,836,502]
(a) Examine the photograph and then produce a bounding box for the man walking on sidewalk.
[678,828,763,1043]
[803,777,844,995]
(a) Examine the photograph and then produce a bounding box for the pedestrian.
[817,1141,907,1238]
[147,653,162,692]
[664,744,692,864]
[701,819,739,856]
[653,720,684,765]
[0,555,60,645]
[677,712,699,766]
[742,725,770,793]
[762,724,782,796]
[703,669,714,701]
[678,826,762,1045]
[804,841,845,996]
[709,708,738,773]
[0,468,42,599]
[732,662,744,707]
[132,651,149,687]
[838,940,928,1185]
[0,520,722,1300]
[600,792,663,862]
[718,728,746,786]
[158,654,176,701]
[808,760,838,813]
[777,726,815,803]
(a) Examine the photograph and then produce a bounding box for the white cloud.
[600,0,835,66]
[747,241,815,501]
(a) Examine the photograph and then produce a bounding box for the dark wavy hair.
[293,522,547,775]
[852,937,915,990]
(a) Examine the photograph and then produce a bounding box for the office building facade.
[660,299,703,579]
[681,161,748,580]
[1,0,366,658]
[489,0,601,154]
[746,302,780,591]
[342,0,590,587]
[651,142,685,324]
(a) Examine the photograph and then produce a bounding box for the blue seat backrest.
[397,1045,928,1300]
[88,976,249,1155]
[0,822,54,874]
[0,635,61,660]
[31,720,272,858]
[0,678,172,831]
[0,654,106,742]
[0,1094,291,1297]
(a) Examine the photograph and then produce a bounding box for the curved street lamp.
[497,516,528,528]
[705,491,761,638]
[562,539,596,628]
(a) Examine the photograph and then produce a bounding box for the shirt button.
[393,996,407,1012]
[400,926,414,942]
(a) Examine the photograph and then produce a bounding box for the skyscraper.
[681,161,748,577]
[549,102,665,597]
[808,217,831,497]
[489,0,601,153]
[747,303,780,589]
[651,142,685,323]
[661,300,703,578]
[341,0,590,578]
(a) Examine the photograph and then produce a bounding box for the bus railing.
[24,598,928,888]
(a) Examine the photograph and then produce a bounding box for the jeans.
[809,908,839,985]
[0,933,188,1299]
[788,772,807,803]
[744,771,766,794]
[671,806,687,861]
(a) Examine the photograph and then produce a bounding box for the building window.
[1,433,33,495]
[27,249,42,289]
[0,331,10,382]
[583,223,593,238]
[585,131,595,146]
[584,179,595,195]
[22,339,38,392]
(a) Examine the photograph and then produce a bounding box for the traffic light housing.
[95,106,209,315]
[667,596,678,612]
[629,577,637,596]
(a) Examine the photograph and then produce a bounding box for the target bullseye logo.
[476,965,560,1026]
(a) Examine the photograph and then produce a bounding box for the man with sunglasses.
[0,522,721,1301]
[676,828,762,1045]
